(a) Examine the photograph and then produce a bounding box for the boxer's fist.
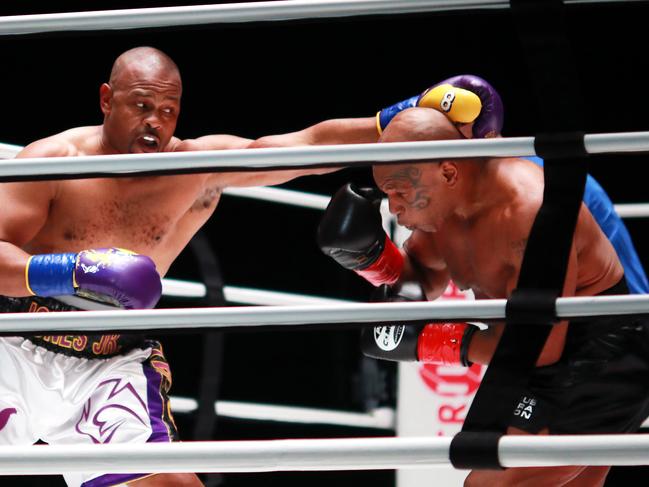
[362,284,475,366]
[26,248,162,309]
[377,74,504,138]
[422,74,504,138]
[361,284,423,361]
[318,184,403,286]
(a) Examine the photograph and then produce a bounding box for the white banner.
[397,281,485,487]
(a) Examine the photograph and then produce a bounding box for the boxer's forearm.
[305,117,378,145]
[252,117,378,148]
[0,241,32,297]
[467,321,567,366]
[467,323,504,365]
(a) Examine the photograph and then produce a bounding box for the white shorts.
[0,336,178,487]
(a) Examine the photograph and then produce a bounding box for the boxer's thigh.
[0,338,42,445]
[127,473,203,486]
[45,344,178,487]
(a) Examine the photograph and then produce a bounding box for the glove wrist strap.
[26,253,77,297]
[355,237,404,286]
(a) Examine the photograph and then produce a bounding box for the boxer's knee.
[128,472,203,486]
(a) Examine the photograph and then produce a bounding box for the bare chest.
[31,177,219,256]
[438,225,515,298]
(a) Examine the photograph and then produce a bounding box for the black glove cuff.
[459,324,478,367]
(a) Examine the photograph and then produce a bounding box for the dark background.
[2,1,649,486]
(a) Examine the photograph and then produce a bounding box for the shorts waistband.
[0,295,146,359]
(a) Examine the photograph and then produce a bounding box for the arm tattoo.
[192,186,223,211]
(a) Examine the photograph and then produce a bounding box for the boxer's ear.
[99,83,113,116]
[440,161,458,186]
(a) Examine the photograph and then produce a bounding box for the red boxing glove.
[354,234,403,286]
[417,322,476,366]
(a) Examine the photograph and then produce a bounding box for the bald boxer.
[0,46,383,487]
[378,74,648,294]
[0,47,497,486]
[319,107,649,486]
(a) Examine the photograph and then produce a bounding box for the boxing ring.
[3,0,649,482]
[2,136,649,471]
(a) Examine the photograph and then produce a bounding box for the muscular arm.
[252,117,378,148]
[0,139,64,296]
[177,134,253,152]
[222,117,378,188]
[176,118,377,189]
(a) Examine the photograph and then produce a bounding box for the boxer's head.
[100,46,182,154]
[373,108,466,232]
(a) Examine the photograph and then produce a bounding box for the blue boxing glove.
[377,74,504,138]
[26,247,162,309]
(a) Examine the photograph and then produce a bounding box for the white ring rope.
[223,186,331,210]
[0,294,647,333]
[613,203,649,218]
[216,401,394,428]
[170,397,395,428]
[162,278,351,305]
[169,397,395,429]
[169,397,395,428]
[0,1,497,36]
[3,434,649,474]
[2,133,649,179]
[167,395,648,429]
[5,140,649,217]
[0,1,640,36]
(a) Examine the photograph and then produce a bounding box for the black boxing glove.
[318,183,403,286]
[361,284,475,366]
[361,284,423,361]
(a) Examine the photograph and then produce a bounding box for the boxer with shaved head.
[0,47,496,486]
[319,107,649,486]
[0,46,381,487]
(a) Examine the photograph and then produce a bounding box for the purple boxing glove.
[377,74,504,139]
[427,74,504,138]
[26,248,162,309]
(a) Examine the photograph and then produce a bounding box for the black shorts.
[509,279,649,434]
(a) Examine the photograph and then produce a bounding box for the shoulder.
[17,126,102,158]
[17,136,76,158]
